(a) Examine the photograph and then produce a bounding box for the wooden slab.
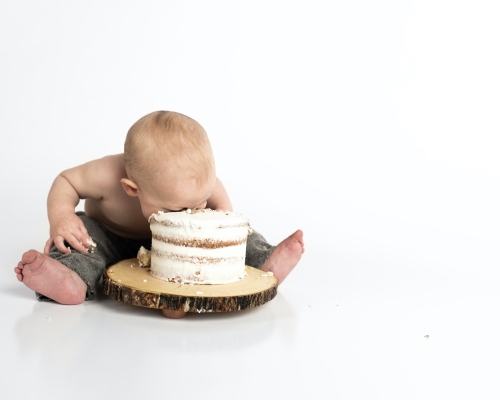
[102,258,278,313]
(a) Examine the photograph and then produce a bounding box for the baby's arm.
[44,157,111,255]
[207,178,233,212]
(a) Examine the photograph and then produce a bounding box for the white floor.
[2,210,500,399]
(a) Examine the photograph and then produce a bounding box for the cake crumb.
[118,279,121,282]
[137,246,151,267]
[186,209,192,214]
[158,210,164,214]
[143,279,147,282]
[86,237,97,253]
[248,228,253,235]
[109,269,113,273]
[266,271,274,276]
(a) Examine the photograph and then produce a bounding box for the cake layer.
[152,240,247,258]
[148,209,250,285]
[151,248,244,265]
[149,209,250,229]
[152,233,247,248]
[150,252,245,284]
[151,225,248,246]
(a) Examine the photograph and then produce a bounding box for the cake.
[147,209,251,284]
[137,246,151,267]
[87,238,97,253]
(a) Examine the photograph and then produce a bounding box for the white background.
[1,1,500,399]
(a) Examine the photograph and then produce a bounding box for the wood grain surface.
[103,258,278,313]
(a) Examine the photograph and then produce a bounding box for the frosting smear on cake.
[148,209,250,284]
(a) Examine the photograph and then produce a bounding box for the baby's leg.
[245,230,277,269]
[15,251,88,304]
[33,244,108,303]
[15,212,127,304]
[245,229,304,285]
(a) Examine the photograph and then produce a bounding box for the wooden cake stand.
[103,258,278,317]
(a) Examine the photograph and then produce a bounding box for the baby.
[14,111,304,318]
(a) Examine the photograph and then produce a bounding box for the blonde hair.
[124,111,215,188]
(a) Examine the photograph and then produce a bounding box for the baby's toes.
[14,261,24,273]
[21,250,38,264]
[15,262,24,281]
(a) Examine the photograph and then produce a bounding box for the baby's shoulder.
[83,154,125,185]
[88,154,127,186]
[60,154,126,200]
[96,153,125,173]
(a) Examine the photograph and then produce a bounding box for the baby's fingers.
[73,230,90,252]
[79,221,91,244]
[44,237,54,255]
[54,235,71,254]
[67,234,89,254]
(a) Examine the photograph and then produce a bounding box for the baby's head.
[121,111,216,219]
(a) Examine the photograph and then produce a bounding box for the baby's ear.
[121,178,139,197]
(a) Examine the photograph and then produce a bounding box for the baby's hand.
[44,213,91,255]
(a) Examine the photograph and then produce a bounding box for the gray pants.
[36,212,275,302]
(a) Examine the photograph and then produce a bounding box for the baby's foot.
[261,230,304,285]
[14,250,87,305]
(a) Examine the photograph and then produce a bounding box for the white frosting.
[138,246,150,258]
[152,241,247,258]
[86,237,97,253]
[150,253,245,284]
[152,226,249,243]
[149,209,250,284]
[148,209,249,228]
[137,246,151,267]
